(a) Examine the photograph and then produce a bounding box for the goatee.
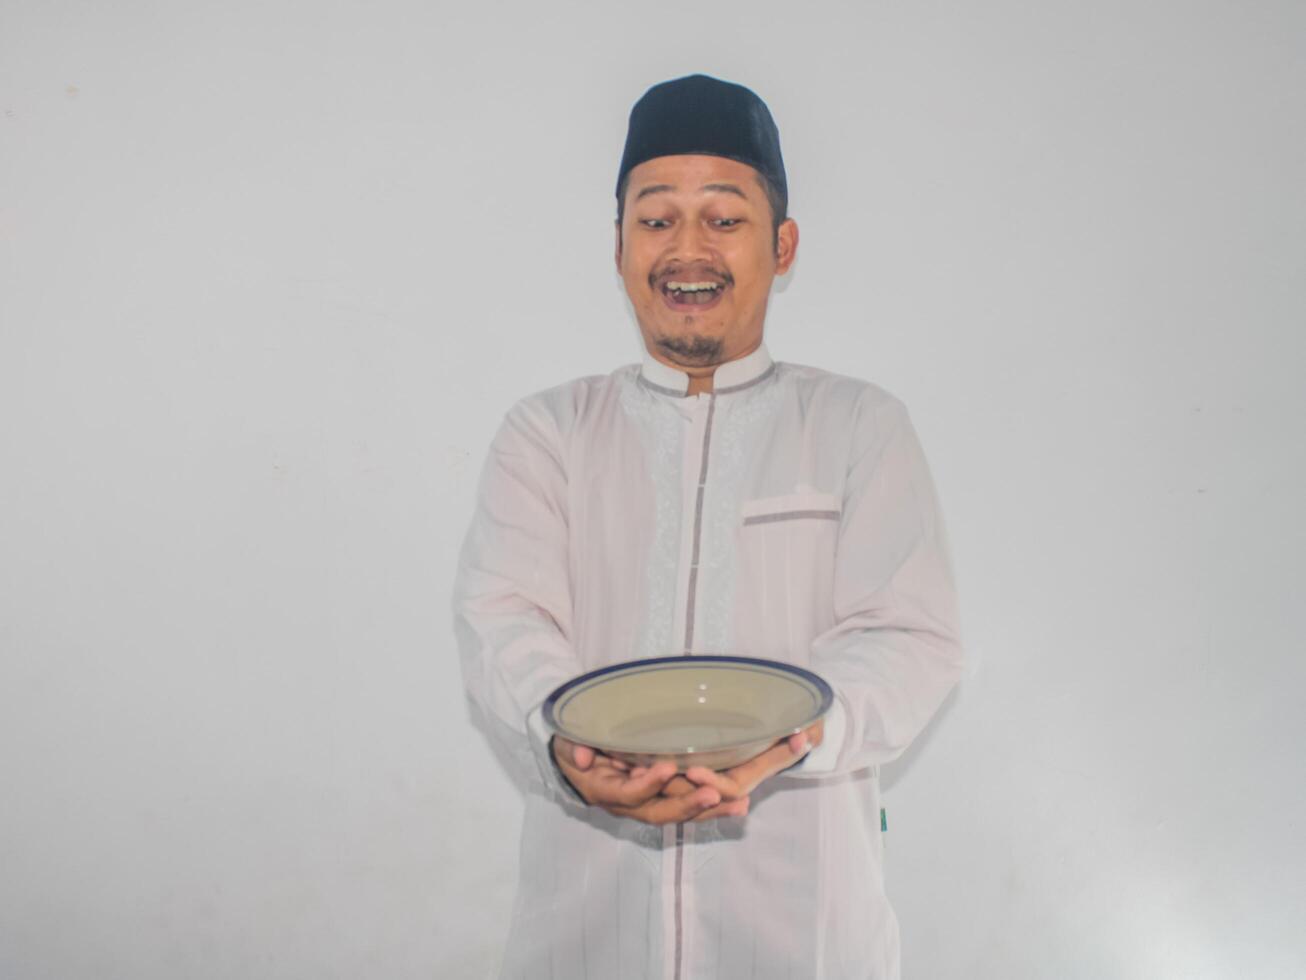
[656,334,723,365]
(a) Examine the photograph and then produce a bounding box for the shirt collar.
[638,343,776,397]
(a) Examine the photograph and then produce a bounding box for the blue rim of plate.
[541,655,835,756]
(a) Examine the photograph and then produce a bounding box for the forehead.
[625,154,765,202]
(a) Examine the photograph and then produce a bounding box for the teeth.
[666,281,720,292]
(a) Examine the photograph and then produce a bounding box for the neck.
[647,338,764,396]
[687,373,714,396]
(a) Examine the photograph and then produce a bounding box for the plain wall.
[2,1,1303,977]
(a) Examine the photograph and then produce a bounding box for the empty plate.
[543,655,833,771]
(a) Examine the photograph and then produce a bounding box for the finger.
[692,795,750,822]
[589,761,679,808]
[789,719,826,754]
[682,765,747,799]
[608,786,723,825]
[572,743,596,770]
[553,737,592,772]
[754,739,805,775]
[738,742,803,787]
[805,719,824,748]
[661,775,696,798]
[686,741,794,798]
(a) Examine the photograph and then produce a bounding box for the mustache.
[648,264,734,289]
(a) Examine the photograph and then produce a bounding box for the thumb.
[572,743,596,770]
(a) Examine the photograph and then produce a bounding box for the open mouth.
[659,279,727,312]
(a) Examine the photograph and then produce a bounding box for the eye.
[639,218,671,229]
[711,218,743,228]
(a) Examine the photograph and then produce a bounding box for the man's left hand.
[649,719,825,816]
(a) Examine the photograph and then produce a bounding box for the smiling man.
[618,152,793,391]
[453,73,964,980]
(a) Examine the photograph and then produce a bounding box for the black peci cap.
[616,73,787,211]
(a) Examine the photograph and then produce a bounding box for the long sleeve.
[784,393,965,779]
[451,399,587,808]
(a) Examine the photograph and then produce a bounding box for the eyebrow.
[701,182,749,199]
[633,182,751,202]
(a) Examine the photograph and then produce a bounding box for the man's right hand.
[551,736,749,825]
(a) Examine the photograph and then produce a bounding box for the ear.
[774,218,799,275]
[613,219,623,272]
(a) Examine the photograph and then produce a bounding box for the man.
[453,73,964,980]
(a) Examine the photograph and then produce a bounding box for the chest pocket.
[741,491,843,526]
[735,491,842,661]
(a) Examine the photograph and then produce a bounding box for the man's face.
[615,154,798,370]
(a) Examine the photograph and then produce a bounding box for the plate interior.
[552,660,825,754]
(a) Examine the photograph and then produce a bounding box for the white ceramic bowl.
[543,655,833,771]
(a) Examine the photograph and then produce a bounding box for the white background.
[2,1,1303,977]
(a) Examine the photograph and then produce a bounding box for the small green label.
[881,807,887,832]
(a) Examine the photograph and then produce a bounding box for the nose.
[668,219,714,264]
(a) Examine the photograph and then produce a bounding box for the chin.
[655,334,724,364]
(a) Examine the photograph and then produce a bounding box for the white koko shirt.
[452,342,964,980]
